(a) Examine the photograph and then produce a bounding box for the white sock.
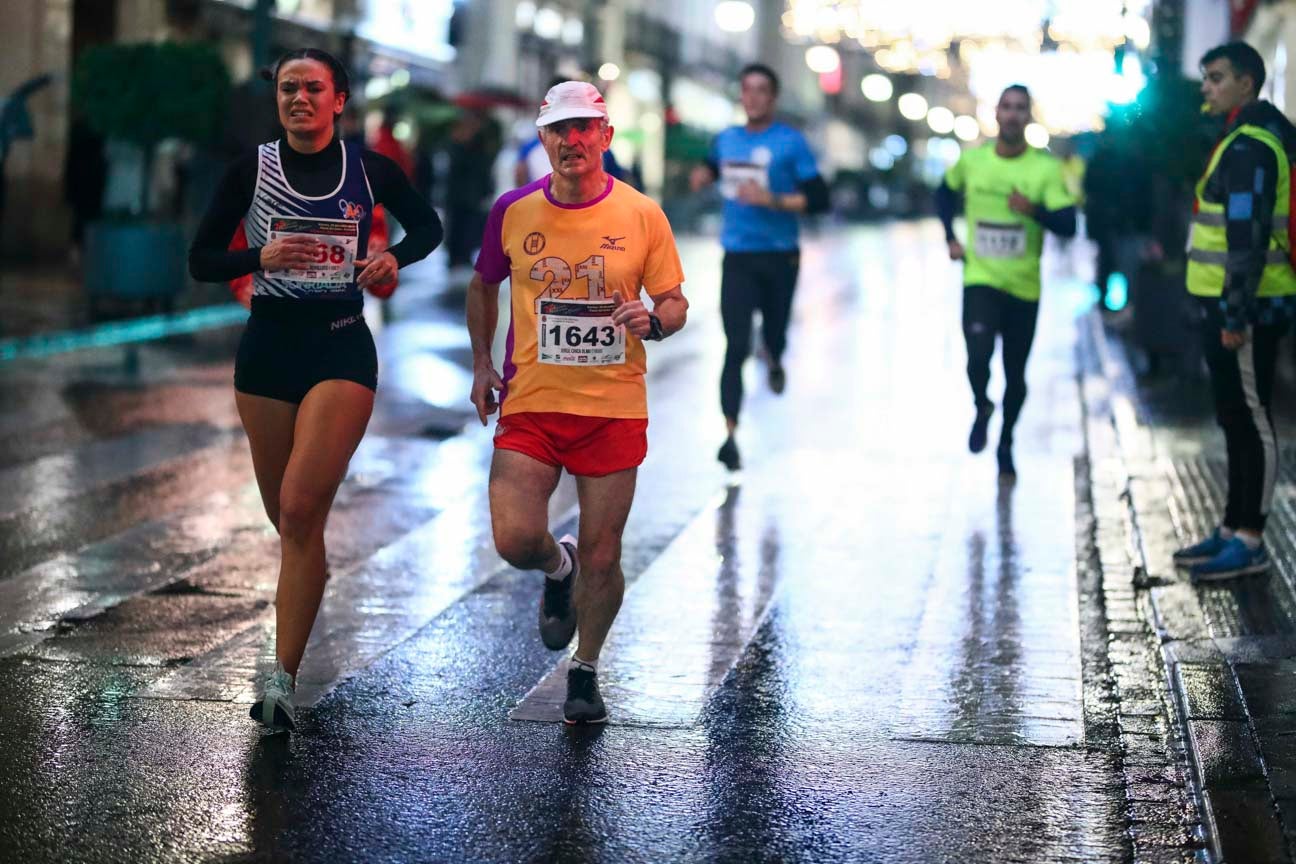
[544,541,573,581]
[1237,532,1262,550]
[1219,525,1235,540]
[571,657,597,673]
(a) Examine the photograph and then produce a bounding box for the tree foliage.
[72,42,230,149]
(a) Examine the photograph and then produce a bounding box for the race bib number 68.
[266,215,359,284]
[537,298,625,366]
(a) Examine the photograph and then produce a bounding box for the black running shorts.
[234,297,378,404]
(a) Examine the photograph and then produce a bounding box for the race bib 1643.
[537,298,626,366]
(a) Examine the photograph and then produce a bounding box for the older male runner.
[467,82,689,724]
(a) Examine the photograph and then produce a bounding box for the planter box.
[84,221,186,299]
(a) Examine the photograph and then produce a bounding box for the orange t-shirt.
[474,175,685,419]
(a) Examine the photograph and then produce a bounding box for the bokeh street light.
[897,93,928,121]
[860,74,893,102]
[714,1,756,33]
[533,7,562,39]
[926,106,955,135]
[805,45,841,74]
[953,115,980,142]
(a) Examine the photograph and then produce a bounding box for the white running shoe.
[249,662,296,730]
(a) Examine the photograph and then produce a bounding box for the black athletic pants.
[720,250,800,421]
[962,284,1039,450]
[1199,299,1290,533]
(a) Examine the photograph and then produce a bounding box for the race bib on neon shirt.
[974,221,1027,259]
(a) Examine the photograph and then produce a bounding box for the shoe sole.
[249,700,296,730]
[1191,561,1271,581]
[563,714,609,725]
[539,612,577,650]
[1173,555,1215,567]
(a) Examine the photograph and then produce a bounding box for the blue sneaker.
[1173,529,1230,567]
[1190,537,1270,582]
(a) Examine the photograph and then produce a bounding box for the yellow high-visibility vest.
[1186,123,1296,298]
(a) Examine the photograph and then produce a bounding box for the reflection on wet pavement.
[0,224,1139,863]
[511,482,781,726]
[137,436,549,707]
[897,471,1083,747]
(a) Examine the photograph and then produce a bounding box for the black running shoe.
[968,405,993,453]
[768,365,786,395]
[717,437,741,471]
[997,444,1016,479]
[538,535,579,650]
[563,664,608,725]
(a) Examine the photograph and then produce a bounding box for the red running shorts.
[493,411,648,477]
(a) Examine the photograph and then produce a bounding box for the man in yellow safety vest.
[1175,41,1296,581]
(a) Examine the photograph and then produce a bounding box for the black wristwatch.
[646,313,665,341]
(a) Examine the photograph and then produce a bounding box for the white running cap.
[536,81,609,127]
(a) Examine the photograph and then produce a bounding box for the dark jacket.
[1203,99,1296,328]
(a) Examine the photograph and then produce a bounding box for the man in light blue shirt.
[691,63,828,471]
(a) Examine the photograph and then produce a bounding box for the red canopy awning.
[453,88,531,111]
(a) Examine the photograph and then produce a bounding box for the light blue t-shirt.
[710,122,819,252]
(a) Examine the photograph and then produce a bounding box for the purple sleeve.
[474,179,546,283]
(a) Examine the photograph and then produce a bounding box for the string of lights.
[781,0,1155,136]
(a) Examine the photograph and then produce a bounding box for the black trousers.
[446,205,485,268]
[1092,229,1117,303]
[720,250,800,421]
[962,284,1040,448]
[1199,299,1290,532]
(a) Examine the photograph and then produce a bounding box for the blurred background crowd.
[2,0,1293,364]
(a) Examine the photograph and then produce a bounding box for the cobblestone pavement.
[1085,305,1296,864]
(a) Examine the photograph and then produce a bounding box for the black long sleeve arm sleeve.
[1034,205,1077,238]
[361,151,442,267]
[935,181,960,243]
[187,144,442,284]
[188,155,260,283]
[798,175,830,215]
[934,182,1075,243]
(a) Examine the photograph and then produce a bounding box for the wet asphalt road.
[0,223,1142,863]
